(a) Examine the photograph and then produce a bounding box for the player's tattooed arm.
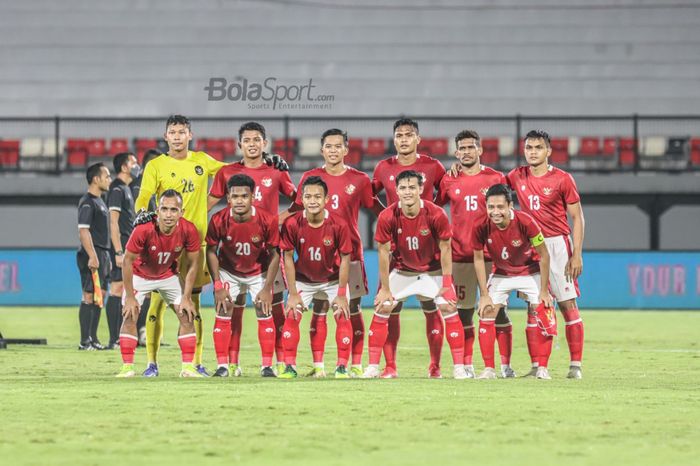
[565,201,585,282]
[121,251,140,322]
[533,241,553,309]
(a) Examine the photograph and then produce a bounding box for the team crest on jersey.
[511,239,523,247]
[420,229,430,236]
[455,189,460,195]
[151,246,157,251]
[345,184,356,195]
[543,187,553,196]
[226,235,232,241]
[521,185,526,191]
[323,236,333,246]
[251,235,261,243]
[171,172,176,178]
[389,175,395,181]
[174,245,182,253]
[194,165,204,176]
[261,177,272,188]
[487,238,492,244]
[300,238,305,244]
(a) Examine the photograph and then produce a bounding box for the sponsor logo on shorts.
[420,229,430,236]
[345,184,356,195]
[194,165,204,176]
[511,239,522,247]
[261,177,272,188]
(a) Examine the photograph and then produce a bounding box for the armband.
[530,232,545,247]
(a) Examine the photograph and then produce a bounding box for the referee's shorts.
[77,247,111,293]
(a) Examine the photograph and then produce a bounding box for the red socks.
[368,313,390,365]
[496,323,513,365]
[350,311,365,366]
[424,310,444,368]
[334,314,352,367]
[271,302,286,363]
[562,308,584,364]
[213,315,232,365]
[478,319,496,368]
[282,312,301,365]
[464,326,475,366]
[383,313,400,369]
[257,316,276,367]
[443,312,465,365]
[178,333,196,363]
[227,306,244,365]
[119,333,137,364]
[310,313,328,364]
[525,314,540,366]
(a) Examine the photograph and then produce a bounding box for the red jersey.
[280,210,353,284]
[372,154,446,205]
[205,207,279,277]
[506,165,581,238]
[436,165,506,263]
[209,162,296,214]
[293,166,374,261]
[375,200,452,273]
[471,210,542,277]
[126,219,200,280]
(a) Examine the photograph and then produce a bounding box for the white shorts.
[230,267,285,298]
[487,273,541,306]
[545,235,581,302]
[297,280,345,309]
[389,269,448,306]
[124,274,182,307]
[219,269,265,301]
[348,260,368,300]
[453,261,492,309]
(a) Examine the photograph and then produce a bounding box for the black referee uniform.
[77,192,111,349]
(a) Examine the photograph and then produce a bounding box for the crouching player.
[205,174,281,377]
[277,176,353,379]
[364,170,467,379]
[472,184,554,379]
[116,190,202,377]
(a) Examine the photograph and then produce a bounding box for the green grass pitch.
[1,307,699,466]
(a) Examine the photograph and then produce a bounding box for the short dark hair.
[455,130,481,147]
[320,128,348,146]
[159,189,183,204]
[227,174,255,193]
[112,152,134,174]
[166,114,191,131]
[302,175,328,196]
[86,162,106,185]
[393,118,419,134]
[238,121,266,140]
[395,169,424,186]
[142,149,162,167]
[485,183,513,203]
[525,129,551,148]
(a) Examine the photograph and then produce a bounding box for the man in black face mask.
[106,152,141,348]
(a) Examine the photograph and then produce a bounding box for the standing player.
[364,170,466,379]
[290,128,380,377]
[135,115,226,376]
[205,174,281,377]
[472,184,553,379]
[116,190,202,377]
[371,118,447,378]
[437,130,515,378]
[507,130,585,379]
[207,121,296,376]
[277,177,353,379]
[77,163,112,350]
[106,152,139,349]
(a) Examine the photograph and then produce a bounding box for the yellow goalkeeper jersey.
[135,151,225,242]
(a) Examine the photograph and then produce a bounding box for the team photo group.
[76,115,585,381]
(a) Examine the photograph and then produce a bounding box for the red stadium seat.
[194,138,207,151]
[432,138,449,157]
[619,138,637,167]
[221,138,237,156]
[481,138,499,165]
[207,149,224,161]
[602,137,617,156]
[550,138,569,165]
[578,137,600,156]
[109,138,130,156]
[690,138,700,167]
[87,139,106,157]
[344,138,363,165]
[66,138,89,168]
[0,140,20,168]
[134,138,159,163]
[365,138,386,157]
[272,138,297,161]
[417,139,432,157]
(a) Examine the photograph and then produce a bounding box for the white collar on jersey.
[397,199,424,210]
[394,153,422,161]
[229,206,256,217]
[302,209,329,219]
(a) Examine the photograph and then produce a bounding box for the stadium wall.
[0,249,697,309]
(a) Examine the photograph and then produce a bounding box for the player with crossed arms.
[364,169,467,379]
[116,190,202,377]
[277,176,353,379]
[472,184,554,379]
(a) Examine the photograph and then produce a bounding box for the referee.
[77,162,112,350]
[106,152,139,349]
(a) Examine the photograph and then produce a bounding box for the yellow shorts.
[178,244,210,290]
